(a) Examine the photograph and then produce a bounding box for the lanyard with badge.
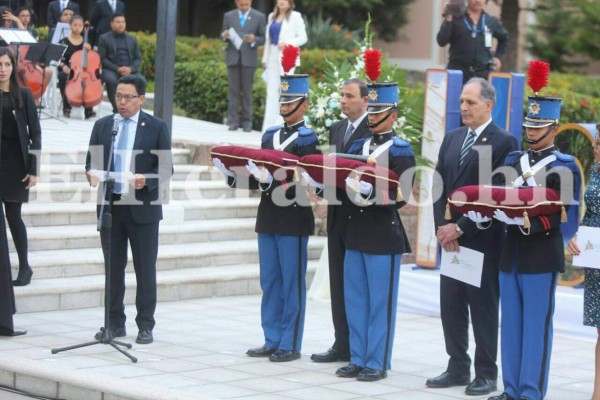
[463,14,492,48]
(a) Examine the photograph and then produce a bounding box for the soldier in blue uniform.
[213,74,320,362]
[333,81,416,381]
[481,93,580,400]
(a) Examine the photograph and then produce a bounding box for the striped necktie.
[459,130,476,166]
[342,123,354,147]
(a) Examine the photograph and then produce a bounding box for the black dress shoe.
[357,367,387,382]
[426,371,471,388]
[13,267,33,286]
[311,348,350,362]
[269,349,300,362]
[465,377,497,395]
[94,327,126,340]
[246,345,276,357]
[243,127,252,132]
[336,364,363,378]
[136,330,153,344]
[488,393,516,400]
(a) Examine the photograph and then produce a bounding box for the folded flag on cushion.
[211,145,300,180]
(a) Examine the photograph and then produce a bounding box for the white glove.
[212,157,234,177]
[345,177,373,196]
[246,160,273,184]
[301,171,323,190]
[465,210,491,224]
[493,209,524,226]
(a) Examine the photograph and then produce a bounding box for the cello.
[65,21,102,108]
[16,46,45,102]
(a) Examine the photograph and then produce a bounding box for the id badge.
[485,31,492,48]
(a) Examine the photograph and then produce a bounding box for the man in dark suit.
[427,77,517,396]
[85,74,173,345]
[98,12,142,114]
[221,0,265,132]
[90,0,125,46]
[310,78,371,363]
[47,0,79,28]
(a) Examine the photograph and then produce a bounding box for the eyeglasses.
[115,94,139,101]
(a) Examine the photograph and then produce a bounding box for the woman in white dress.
[261,0,307,132]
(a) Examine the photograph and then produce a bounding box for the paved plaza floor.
[1,293,595,400]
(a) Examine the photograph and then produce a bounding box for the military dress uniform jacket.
[228,122,320,237]
[499,148,580,274]
[344,132,415,255]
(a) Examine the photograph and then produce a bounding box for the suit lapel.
[344,117,370,152]
[453,123,496,186]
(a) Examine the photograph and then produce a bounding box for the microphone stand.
[52,117,137,362]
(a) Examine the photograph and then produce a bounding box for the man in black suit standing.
[47,0,79,28]
[427,77,517,396]
[90,0,125,47]
[98,12,142,114]
[85,74,172,345]
[311,78,371,363]
[221,0,265,132]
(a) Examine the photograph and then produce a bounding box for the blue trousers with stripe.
[499,266,557,400]
[258,233,308,351]
[344,249,401,370]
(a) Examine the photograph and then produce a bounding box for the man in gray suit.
[221,0,265,132]
[311,78,372,363]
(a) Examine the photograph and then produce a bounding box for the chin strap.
[525,124,555,145]
[367,109,395,130]
[280,97,306,118]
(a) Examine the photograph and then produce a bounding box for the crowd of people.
[217,1,599,400]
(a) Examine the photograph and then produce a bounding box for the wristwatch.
[455,224,462,233]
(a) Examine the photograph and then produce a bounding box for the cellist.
[57,15,96,119]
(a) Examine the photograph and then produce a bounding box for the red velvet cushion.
[298,154,399,191]
[211,146,299,179]
[448,185,563,218]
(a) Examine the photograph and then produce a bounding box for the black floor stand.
[52,127,136,362]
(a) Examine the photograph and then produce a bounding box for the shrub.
[173,61,266,130]
[303,12,360,52]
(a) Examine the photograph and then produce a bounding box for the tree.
[297,0,416,42]
[525,0,581,72]
[492,0,520,73]
[571,0,600,61]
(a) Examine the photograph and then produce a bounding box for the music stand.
[51,22,71,45]
[24,42,67,121]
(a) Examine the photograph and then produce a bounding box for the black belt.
[468,64,491,72]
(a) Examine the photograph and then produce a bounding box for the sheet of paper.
[228,27,243,50]
[440,246,484,288]
[0,28,36,44]
[572,226,600,269]
[88,170,134,183]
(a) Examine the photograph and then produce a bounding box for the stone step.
[28,180,253,202]
[20,198,260,227]
[8,218,258,252]
[40,148,191,165]
[14,262,318,314]
[10,237,327,280]
[41,164,222,183]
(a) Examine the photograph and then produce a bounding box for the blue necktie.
[240,12,246,27]
[114,119,130,193]
[459,130,476,166]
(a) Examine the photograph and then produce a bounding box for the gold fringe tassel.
[523,211,531,229]
[396,188,404,202]
[561,205,568,223]
[445,203,451,220]
[293,168,299,182]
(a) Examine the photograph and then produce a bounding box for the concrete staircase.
[11,147,325,313]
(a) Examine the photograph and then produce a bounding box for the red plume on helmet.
[527,60,550,95]
[363,49,382,83]
[281,45,300,75]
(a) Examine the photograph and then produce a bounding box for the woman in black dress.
[57,15,96,119]
[0,47,41,287]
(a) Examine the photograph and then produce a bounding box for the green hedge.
[173,61,266,130]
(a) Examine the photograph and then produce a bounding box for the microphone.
[112,114,121,137]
